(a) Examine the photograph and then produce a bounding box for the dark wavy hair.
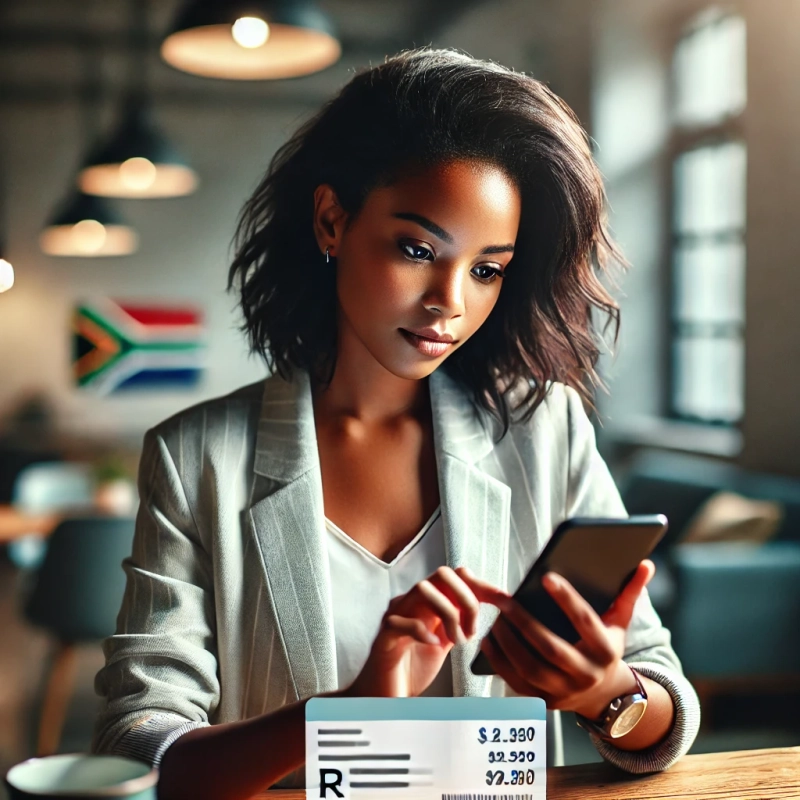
[228,46,626,434]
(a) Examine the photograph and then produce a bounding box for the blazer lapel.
[246,370,338,702]
[429,369,512,696]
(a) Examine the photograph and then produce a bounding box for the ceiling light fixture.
[79,0,198,198]
[40,192,139,257]
[161,0,341,80]
[42,42,139,257]
[78,100,198,198]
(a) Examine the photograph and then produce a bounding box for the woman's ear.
[313,184,348,258]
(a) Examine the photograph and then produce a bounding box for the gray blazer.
[92,368,700,784]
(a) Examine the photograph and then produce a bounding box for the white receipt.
[306,697,547,800]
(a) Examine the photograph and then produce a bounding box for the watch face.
[609,700,647,738]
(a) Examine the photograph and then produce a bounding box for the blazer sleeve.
[91,427,218,768]
[563,384,701,773]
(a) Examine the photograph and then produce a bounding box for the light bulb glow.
[0,259,14,293]
[119,157,158,192]
[231,17,270,48]
[71,219,107,254]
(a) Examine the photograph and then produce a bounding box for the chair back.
[619,449,800,549]
[24,516,135,642]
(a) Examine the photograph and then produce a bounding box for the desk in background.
[259,747,800,799]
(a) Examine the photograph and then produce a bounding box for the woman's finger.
[427,566,482,637]
[406,578,467,646]
[541,572,616,664]
[455,566,512,607]
[480,634,542,699]
[381,614,441,648]
[602,560,655,630]
[490,615,577,697]
[490,602,597,689]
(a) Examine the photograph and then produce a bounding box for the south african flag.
[73,298,206,394]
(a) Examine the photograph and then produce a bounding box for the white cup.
[5,753,158,799]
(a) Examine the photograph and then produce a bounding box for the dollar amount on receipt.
[306,697,546,800]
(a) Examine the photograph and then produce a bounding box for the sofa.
[616,449,800,693]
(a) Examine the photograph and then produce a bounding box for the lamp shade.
[78,104,198,198]
[161,0,341,80]
[40,192,138,257]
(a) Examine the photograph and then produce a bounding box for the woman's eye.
[471,265,504,282]
[399,242,433,261]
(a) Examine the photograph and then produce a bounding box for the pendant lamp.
[161,0,341,80]
[42,29,138,257]
[40,191,139,257]
[78,99,198,198]
[80,0,198,198]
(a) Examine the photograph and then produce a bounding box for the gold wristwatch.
[575,667,648,740]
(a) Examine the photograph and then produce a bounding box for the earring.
[325,246,331,264]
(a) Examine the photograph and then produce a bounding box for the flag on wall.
[73,298,206,394]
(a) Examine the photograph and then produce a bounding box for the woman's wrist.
[607,672,676,751]
[572,660,640,720]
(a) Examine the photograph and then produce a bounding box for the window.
[674,12,746,128]
[670,10,747,424]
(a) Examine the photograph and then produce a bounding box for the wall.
[436,0,593,130]
[0,93,316,441]
[591,0,800,477]
[590,0,672,426]
[741,1,800,475]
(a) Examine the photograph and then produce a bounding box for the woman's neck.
[313,361,428,427]
[312,330,429,427]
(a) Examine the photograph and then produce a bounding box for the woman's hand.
[346,566,479,698]
[460,561,656,719]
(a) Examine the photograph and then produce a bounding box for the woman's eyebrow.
[393,212,453,243]
[480,244,515,255]
[392,212,515,254]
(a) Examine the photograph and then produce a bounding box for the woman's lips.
[400,329,456,357]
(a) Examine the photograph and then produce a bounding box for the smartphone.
[470,514,668,675]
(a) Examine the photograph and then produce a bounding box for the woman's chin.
[378,353,449,382]
[347,330,457,382]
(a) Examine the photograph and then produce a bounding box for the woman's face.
[315,160,521,381]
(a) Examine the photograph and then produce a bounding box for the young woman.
[93,47,700,800]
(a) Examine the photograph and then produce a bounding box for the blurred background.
[1,0,799,789]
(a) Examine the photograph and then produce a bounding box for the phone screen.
[514,522,663,642]
[471,516,667,674]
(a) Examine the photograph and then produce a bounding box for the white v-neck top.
[325,507,454,697]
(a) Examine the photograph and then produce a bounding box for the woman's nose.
[422,265,466,318]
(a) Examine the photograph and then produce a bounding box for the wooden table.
[258,746,800,799]
[0,504,59,544]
